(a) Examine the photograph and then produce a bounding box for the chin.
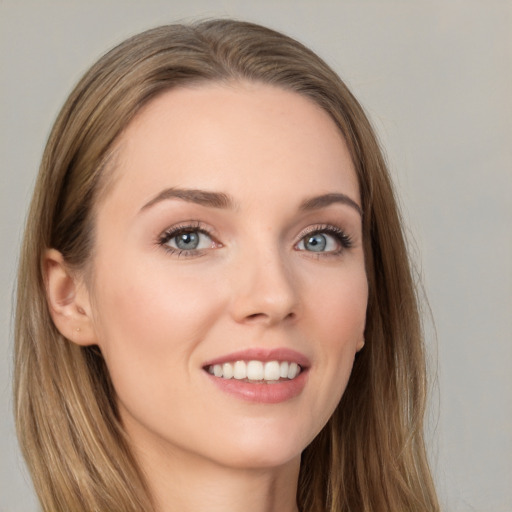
[205,425,309,470]
[216,448,302,471]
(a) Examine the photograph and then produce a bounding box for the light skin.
[45,83,368,512]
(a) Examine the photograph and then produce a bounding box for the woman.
[14,19,439,512]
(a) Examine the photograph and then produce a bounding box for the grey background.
[1,1,510,511]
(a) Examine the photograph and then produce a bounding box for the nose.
[229,246,299,327]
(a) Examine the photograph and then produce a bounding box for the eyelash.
[157,222,353,258]
[157,222,217,258]
[295,224,354,256]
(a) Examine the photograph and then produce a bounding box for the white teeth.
[233,361,246,380]
[264,361,280,381]
[222,362,234,379]
[287,362,298,379]
[247,360,264,380]
[207,360,302,381]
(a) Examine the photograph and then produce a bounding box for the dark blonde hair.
[15,19,439,511]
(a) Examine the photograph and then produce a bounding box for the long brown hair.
[14,19,439,511]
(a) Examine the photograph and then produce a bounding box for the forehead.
[102,82,359,213]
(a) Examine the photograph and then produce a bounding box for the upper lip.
[203,348,310,369]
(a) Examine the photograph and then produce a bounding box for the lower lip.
[205,370,308,404]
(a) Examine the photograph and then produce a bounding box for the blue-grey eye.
[304,234,327,252]
[175,232,200,250]
[297,231,341,253]
[164,230,213,251]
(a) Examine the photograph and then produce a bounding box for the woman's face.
[85,83,367,470]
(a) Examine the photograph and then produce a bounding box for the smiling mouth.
[206,360,302,382]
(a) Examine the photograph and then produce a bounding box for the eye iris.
[175,232,199,250]
[305,234,327,252]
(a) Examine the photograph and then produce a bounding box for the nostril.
[246,312,267,321]
[245,311,296,323]
[286,312,296,320]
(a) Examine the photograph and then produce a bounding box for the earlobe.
[44,249,97,346]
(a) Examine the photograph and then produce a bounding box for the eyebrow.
[141,188,235,211]
[299,193,362,217]
[140,188,362,217]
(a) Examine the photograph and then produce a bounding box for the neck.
[135,439,301,512]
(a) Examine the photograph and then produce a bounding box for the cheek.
[302,263,367,427]
[89,256,223,402]
[306,260,367,344]
[94,253,220,337]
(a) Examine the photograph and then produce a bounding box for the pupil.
[176,232,199,249]
[306,234,326,252]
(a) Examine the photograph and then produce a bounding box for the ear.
[356,335,365,353]
[44,248,97,346]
